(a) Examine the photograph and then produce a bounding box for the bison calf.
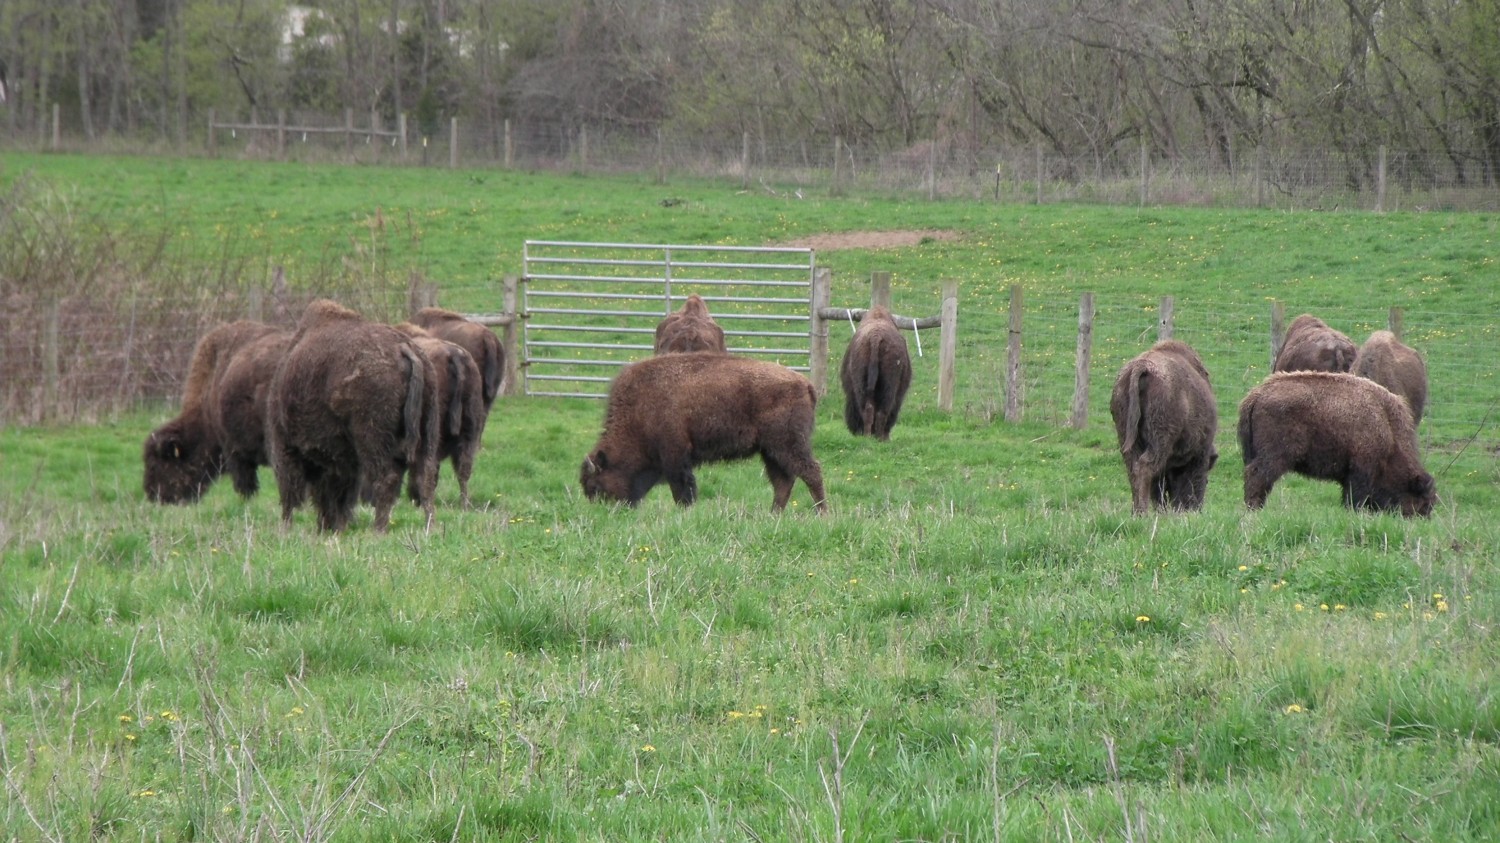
[1273,313,1356,373]
[1109,340,1218,514]
[839,305,913,440]
[581,353,827,511]
[1353,330,1427,425]
[269,300,440,532]
[1238,371,1435,517]
[412,307,506,410]
[654,294,728,354]
[396,324,487,507]
[144,320,290,503]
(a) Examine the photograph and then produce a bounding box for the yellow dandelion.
[1334,604,1347,611]
[160,710,177,721]
[848,578,859,585]
[1135,615,1150,623]
[125,734,136,742]
[640,744,656,753]
[136,790,156,798]
[728,711,746,720]
[1374,612,1388,620]
[1294,604,1305,611]
[1320,604,1330,611]
[1436,600,1449,613]
[118,714,132,724]
[1238,565,1248,572]
[285,706,305,719]
[1284,704,1304,714]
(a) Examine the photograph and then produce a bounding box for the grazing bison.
[411,307,505,409]
[396,324,487,507]
[1109,340,1218,514]
[580,352,827,512]
[1273,313,1356,373]
[1353,330,1427,425]
[653,294,728,354]
[268,300,440,532]
[1238,372,1435,517]
[144,321,290,503]
[839,305,913,440]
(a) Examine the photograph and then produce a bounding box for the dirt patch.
[779,229,961,251]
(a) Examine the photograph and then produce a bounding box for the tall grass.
[0,154,1497,841]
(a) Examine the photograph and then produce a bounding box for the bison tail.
[445,354,466,438]
[1236,396,1257,463]
[400,345,427,461]
[482,338,503,405]
[1121,366,1146,452]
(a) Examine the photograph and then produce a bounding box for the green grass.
[1,154,1498,841]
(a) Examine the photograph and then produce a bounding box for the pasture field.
[1,154,1499,841]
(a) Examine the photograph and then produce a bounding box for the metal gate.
[521,241,817,398]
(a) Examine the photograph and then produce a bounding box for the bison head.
[142,422,224,504]
[1400,472,1437,518]
[580,449,641,505]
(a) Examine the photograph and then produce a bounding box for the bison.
[396,323,487,507]
[1273,313,1356,373]
[653,294,728,354]
[144,320,290,503]
[1237,371,1435,517]
[268,300,441,532]
[580,352,827,512]
[839,305,913,440]
[1109,340,1218,514]
[411,307,506,410]
[1353,330,1427,425]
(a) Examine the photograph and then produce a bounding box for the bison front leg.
[665,467,698,506]
[365,465,405,532]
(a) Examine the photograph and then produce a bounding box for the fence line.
[7,107,1499,211]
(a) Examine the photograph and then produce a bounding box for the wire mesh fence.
[6,107,1499,212]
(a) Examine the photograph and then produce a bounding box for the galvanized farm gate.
[520,241,817,398]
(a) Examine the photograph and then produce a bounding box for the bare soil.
[779,230,961,250]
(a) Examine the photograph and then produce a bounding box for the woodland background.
[2,0,1499,208]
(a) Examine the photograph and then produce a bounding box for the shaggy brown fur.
[1273,313,1356,373]
[1238,371,1435,517]
[653,294,728,354]
[839,305,912,440]
[396,324,487,507]
[144,320,288,503]
[1109,340,1218,514]
[1353,330,1428,425]
[412,307,505,409]
[269,300,440,532]
[581,352,827,511]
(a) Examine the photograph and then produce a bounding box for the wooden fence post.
[580,126,589,171]
[1158,296,1175,341]
[832,136,844,196]
[43,298,60,418]
[741,131,751,190]
[51,103,61,150]
[870,271,892,311]
[1035,143,1044,205]
[937,281,958,412]
[503,118,513,168]
[656,127,666,185]
[1376,145,1387,213]
[809,268,832,397]
[1388,307,1403,340]
[276,108,287,159]
[1139,138,1149,206]
[1006,285,1023,422]
[502,275,522,396]
[345,107,355,159]
[1270,300,1286,371]
[1071,292,1094,429]
[398,113,408,159]
[450,117,459,168]
[927,138,937,201]
[207,108,217,157]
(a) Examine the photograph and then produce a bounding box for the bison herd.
[144,301,503,532]
[1111,313,1434,518]
[146,296,1434,529]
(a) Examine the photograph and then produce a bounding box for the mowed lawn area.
[2,153,1498,841]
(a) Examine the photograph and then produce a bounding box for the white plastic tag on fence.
[913,320,923,357]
